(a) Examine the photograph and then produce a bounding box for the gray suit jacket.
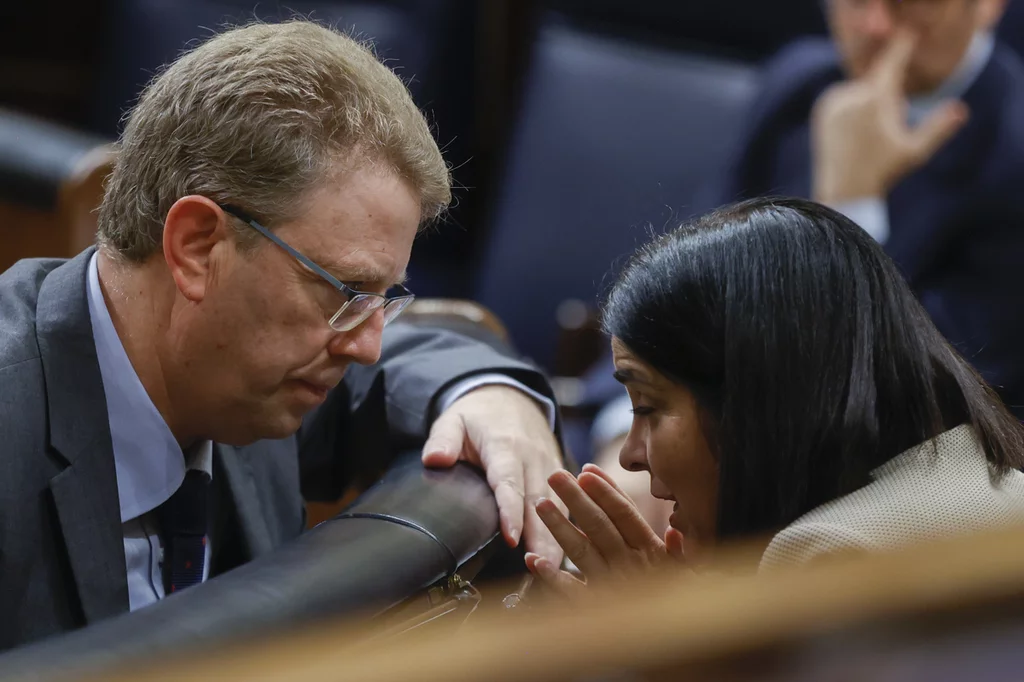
[0,249,555,651]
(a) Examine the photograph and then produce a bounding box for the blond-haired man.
[0,21,564,651]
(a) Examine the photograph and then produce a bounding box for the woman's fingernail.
[535,496,548,507]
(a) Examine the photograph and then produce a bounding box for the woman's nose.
[618,426,649,473]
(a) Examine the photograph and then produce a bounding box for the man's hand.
[422,385,566,564]
[811,30,969,204]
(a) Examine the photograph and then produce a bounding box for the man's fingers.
[871,30,916,90]
[421,411,467,467]
[522,456,564,564]
[908,100,969,163]
[535,497,607,576]
[488,456,527,547]
[578,472,664,551]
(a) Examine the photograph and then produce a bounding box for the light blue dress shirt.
[834,31,994,244]
[85,251,555,612]
[86,252,213,611]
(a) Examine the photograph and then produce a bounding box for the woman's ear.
[162,196,231,302]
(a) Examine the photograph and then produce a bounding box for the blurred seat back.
[90,0,468,135]
[401,299,512,351]
[998,0,1024,61]
[89,0,482,297]
[545,0,827,61]
[0,109,114,271]
[472,14,757,371]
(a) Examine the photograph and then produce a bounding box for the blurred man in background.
[714,0,1023,417]
[589,0,1023,524]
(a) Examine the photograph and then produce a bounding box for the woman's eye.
[631,405,655,416]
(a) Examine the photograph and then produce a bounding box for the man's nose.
[862,0,898,39]
[327,311,384,365]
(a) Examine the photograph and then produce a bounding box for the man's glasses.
[219,205,415,332]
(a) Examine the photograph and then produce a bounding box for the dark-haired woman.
[525,197,1024,591]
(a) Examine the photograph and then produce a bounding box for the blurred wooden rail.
[88,521,1024,682]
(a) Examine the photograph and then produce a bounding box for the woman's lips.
[668,502,682,531]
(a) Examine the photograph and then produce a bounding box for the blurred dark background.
[0,0,830,304]
[2,0,1023,463]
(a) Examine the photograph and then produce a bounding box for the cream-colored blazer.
[760,424,1024,570]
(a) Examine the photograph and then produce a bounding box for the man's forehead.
[277,221,408,284]
[279,180,418,286]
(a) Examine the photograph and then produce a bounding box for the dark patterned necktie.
[157,469,210,594]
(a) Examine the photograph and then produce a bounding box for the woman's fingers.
[580,463,635,500]
[577,471,665,553]
[547,471,634,563]
[534,496,607,576]
[532,467,685,590]
[665,527,686,561]
[525,552,588,598]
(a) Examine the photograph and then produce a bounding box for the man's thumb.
[422,411,466,467]
[909,100,969,164]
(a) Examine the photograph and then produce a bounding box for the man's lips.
[292,367,347,395]
[292,379,337,401]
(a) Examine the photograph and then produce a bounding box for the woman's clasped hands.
[524,463,689,597]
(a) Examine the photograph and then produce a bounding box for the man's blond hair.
[97,20,451,261]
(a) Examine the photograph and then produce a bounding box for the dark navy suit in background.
[708,38,1024,418]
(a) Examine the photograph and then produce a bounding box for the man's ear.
[162,196,231,302]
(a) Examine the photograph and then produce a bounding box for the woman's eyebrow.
[614,366,655,387]
[613,369,650,386]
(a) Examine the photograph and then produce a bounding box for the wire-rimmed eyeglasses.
[219,204,415,332]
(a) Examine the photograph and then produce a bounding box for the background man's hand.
[422,385,567,564]
[812,31,969,204]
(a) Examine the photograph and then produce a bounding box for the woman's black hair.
[602,197,1024,541]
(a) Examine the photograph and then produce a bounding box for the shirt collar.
[907,31,994,126]
[86,251,212,523]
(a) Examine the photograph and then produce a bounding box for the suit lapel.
[213,443,273,567]
[887,49,1004,281]
[36,249,130,623]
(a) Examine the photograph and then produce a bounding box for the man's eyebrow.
[322,262,407,288]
